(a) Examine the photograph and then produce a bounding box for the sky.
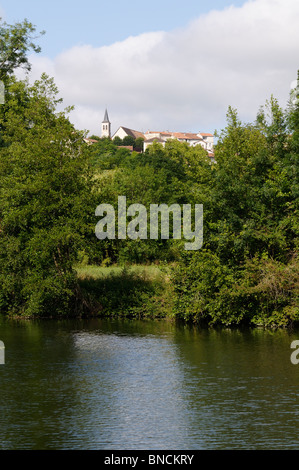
[1,0,298,137]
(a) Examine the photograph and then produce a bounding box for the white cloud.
[0,5,5,20]
[26,0,299,136]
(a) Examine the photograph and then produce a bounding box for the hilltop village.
[85,109,215,162]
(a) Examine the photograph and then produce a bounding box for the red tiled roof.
[120,127,145,139]
[144,137,165,143]
[146,131,209,141]
[173,132,203,140]
[84,138,99,144]
[145,131,171,137]
[117,145,134,151]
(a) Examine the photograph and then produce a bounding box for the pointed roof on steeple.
[102,108,110,123]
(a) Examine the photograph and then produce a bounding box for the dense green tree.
[0,75,95,316]
[122,135,135,146]
[1,17,297,325]
[0,18,45,81]
[171,95,299,327]
[113,136,123,146]
[88,134,100,141]
[133,136,144,152]
[90,139,212,264]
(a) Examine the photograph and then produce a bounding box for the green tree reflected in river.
[1,317,299,449]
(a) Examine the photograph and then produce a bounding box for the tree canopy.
[0,73,95,316]
[0,18,45,81]
[0,17,297,325]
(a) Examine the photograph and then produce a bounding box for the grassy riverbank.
[75,260,299,328]
[75,264,176,319]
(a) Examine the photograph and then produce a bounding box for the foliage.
[89,139,211,264]
[112,135,145,152]
[0,18,45,81]
[1,16,298,326]
[0,75,95,316]
[76,265,175,319]
[171,96,299,327]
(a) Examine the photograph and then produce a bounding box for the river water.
[0,316,299,450]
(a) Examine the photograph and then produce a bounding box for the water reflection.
[171,326,299,449]
[0,317,299,449]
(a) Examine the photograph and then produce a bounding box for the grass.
[74,263,175,319]
[75,264,163,280]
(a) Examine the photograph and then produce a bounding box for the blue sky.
[1,0,298,137]
[0,0,248,57]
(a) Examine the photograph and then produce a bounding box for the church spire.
[101,108,111,138]
[103,108,110,123]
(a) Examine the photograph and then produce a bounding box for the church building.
[100,109,215,160]
[101,108,111,138]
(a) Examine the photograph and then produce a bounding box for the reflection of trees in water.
[0,319,87,449]
[1,319,299,449]
[170,325,299,449]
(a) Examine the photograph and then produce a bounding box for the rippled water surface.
[1,317,299,449]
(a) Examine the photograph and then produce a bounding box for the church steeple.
[101,108,111,138]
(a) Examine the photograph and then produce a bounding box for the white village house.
[92,109,215,161]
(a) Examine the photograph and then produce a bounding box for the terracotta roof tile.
[121,127,145,139]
